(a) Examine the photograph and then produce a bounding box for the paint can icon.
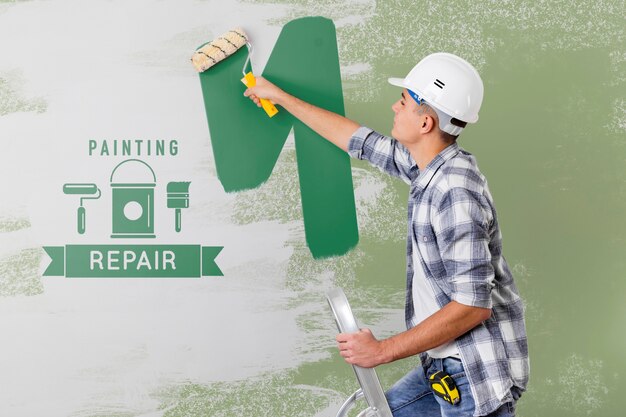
[110,159,157,239]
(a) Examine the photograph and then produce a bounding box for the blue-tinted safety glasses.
[407,89,426,106]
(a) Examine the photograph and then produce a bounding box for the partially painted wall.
[0,1,624,416]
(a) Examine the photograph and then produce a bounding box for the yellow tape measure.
[241,72,279,118]
[429,370,461,405]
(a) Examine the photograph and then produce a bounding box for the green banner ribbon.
[43,245,223,278]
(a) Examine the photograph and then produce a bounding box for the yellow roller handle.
[241,72,279,118]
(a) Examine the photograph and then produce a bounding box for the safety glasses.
[407,89,426,106]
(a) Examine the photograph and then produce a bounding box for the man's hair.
[414,103,458,143]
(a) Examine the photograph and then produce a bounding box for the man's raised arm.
[244,76,360,152]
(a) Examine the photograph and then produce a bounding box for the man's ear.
[420,114,436,133]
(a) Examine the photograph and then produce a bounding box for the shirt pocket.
[413,223,443,273]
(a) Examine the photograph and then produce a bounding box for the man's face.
[391,88,422,143]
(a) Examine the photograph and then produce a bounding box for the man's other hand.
[336,328,391,368]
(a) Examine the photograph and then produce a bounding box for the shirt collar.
[413,142,460,191]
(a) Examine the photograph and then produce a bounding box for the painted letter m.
[197,17,358,258]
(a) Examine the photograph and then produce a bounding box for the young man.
[244,52,529,417]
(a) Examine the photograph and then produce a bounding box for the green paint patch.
[225,6,625,414]
[293,350,415,399]
[0,215,31,232]
[351,161,407,243]
[158,372,337,417]
[0,248,43,296]
[525,353,610,417]
[154,355,416,417]
[245,0,624,104]
[284,237,363,295]
[0,71,47,116]
[555,354,609,414]
[70,409,134,417]
[250,0,373,30]
[232,149,302,224]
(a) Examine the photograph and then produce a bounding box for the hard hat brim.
[387,77,406,88]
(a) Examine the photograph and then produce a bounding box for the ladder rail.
[327,288,394,417]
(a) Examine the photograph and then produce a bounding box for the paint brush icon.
[166,182,190,232]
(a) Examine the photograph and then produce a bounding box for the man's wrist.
[379,337,397,364]
[274,89,290,107]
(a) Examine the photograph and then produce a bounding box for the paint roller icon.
[63,183,101,234]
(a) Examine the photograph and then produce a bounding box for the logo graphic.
[166,181,191,233]
[110,159,157,238]
[62,183,101,234]
[45,155,222,279]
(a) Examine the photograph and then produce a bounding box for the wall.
[0,0,624,416]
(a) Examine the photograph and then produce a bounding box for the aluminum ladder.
[326,288,394,417]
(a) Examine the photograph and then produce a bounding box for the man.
[244,52,529,417]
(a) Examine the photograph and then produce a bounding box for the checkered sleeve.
[347,126,415,184]
[432,187,495,309]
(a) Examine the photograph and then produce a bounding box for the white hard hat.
[388,52,484,136]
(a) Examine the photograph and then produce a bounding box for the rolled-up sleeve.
[347,126,416,184]
[432,187,495,309]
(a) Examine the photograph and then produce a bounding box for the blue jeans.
[385,357,517,417]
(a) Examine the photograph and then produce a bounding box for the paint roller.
[63,183,101,234]
[190,27,278,117]
[167,182,190,232]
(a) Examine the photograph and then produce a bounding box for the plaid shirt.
[348,126,529,416]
